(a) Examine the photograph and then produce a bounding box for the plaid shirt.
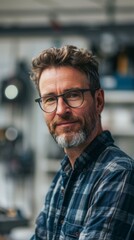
[30,131,134,240]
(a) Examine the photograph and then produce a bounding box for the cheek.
[44,113,54,130]
[82,103,97,121]
[79,103,94,117]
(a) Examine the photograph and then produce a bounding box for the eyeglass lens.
[40,90,84,112]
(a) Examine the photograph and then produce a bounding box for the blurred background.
[0,0,134,239]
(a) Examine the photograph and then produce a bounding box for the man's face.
[39,66,104,149]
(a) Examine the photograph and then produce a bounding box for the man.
[30,45,134,240]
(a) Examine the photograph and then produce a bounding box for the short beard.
[53,130,88,149]
[50,106,98,149]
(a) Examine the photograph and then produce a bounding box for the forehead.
[39,66,89,94]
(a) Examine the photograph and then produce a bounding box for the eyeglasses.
[35,88,99,113]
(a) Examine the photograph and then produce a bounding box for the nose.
[56,97,71,115]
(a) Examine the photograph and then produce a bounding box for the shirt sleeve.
[79,169,134,240]
[29,210,48,240]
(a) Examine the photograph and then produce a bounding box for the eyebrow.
[41,88,82,97]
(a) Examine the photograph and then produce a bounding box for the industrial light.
[5,127,18,141]
[4,84,19,100]
[1,61,32,104]
[1,76,26,103]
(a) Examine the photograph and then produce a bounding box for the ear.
[95,89,104,114]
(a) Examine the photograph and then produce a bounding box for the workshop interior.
[0,0,134,239]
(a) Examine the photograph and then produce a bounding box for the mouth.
[56,121,78,127]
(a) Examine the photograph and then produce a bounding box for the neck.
[64,127,103,167]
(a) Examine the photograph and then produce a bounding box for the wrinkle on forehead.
[39,66,89,96]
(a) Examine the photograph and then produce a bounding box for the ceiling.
[0,0,134,27]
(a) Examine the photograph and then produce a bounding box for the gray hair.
[30,45,101,92]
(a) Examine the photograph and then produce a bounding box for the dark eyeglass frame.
[35,88,99,113]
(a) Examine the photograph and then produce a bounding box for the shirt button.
[60,220,64,225]
[61,189,64,194]
[75,232,80,237]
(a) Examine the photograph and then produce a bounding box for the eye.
[65,91,81,100]
[42,96,56,104]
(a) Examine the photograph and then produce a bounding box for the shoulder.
[100,145,134,172]
[89,147,134,201]
[91,145,134,189]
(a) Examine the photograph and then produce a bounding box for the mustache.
[52,115,80,129]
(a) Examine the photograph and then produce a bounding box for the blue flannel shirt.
[30,131,134,240]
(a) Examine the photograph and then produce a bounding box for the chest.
[46,169,98,227]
